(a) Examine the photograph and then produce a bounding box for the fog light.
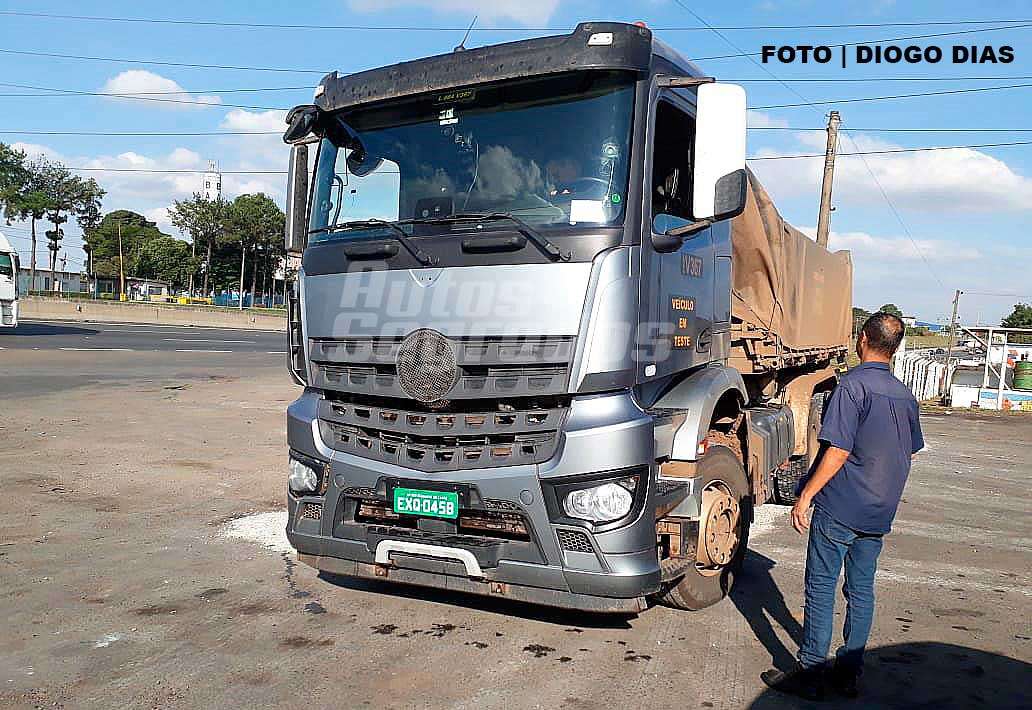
[288,458,319,493]
[563,480,634,523]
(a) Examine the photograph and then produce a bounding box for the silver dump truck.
[281,22,852,612]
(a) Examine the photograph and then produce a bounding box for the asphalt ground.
[0,320,286,398]
[0,341,1029,709]
[0,319,285,354]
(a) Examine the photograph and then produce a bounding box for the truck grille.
[309,335,575,400]
[312,334,574,471]
[317,396,567,471]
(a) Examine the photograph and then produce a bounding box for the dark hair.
[861,312,905,356]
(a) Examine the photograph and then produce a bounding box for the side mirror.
[692,83,747,221]
[285,143,309,255]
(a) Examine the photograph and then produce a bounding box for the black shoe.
[828,663,860,698]
[760,664,826,702]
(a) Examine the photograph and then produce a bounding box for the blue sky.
[1,0,1030,322]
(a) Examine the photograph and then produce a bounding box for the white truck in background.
[0,232,18,328]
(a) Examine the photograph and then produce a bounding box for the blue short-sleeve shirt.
[809,362,924,534]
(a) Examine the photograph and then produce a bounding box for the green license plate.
[393,487,459,519]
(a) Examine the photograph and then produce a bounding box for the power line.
[748,140,1032,160]
[0,48,326,74]
[750,127,1032,133]
[691,21,1032,61]
[669,0,947,292]
[0,85,311,96]
[0,129,281,136]
[43,142,1032,177]
[3,10,1032,31]
[753,81,1032,109]
[0,82,283,110]
[66,167,287,174]
[736,75,1032,83]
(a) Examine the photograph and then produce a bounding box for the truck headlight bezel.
[288,451,325,494]
[543,466,648,532]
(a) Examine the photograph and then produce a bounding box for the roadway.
[0,318,286,354]
[0,318,289,397]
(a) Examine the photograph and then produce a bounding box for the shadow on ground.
[749,641,1031,709]
[8,322,99,336]
[318,572,635,629]
[731,550,804,671]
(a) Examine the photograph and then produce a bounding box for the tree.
[1002,303,1032,329]
[135,236,193,292]
[85,210,169,291]
[878,303,903,318]
[10,157,63,291]
[224,193,284,309]
[0,143,29,221]
[168,194,228,297]
[851,306,872,336]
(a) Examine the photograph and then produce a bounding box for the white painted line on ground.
[22,318,283,333]
[59,347,134,352]
[162,338,257,344]
[174,349,235,353]
[266,351,287,355]
[221,511,291,553]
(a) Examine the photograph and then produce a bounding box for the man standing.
[762,312,924,701]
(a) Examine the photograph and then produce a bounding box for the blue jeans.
[798,505,884,673]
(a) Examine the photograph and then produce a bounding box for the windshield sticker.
[438,108,458,126]
[611,193,622,204]
[569,199,607,225]
[435,89,476,104]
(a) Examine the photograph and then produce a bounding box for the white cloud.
[747,111,788,129]
[217,109,290,200]
[750,132,1032,213]
[799,226,981,263]
[797,226,1027,322]
[345,0,560,25]
[100,70,222,111]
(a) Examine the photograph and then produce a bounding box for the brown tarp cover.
[730,170,853,351]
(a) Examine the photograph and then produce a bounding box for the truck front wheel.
[655,445,751,611]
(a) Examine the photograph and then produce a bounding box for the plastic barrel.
[1014,361,1032,391]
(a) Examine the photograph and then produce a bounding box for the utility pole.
[940,289,962,403]
[117,221,126,301]
[816,110,841,248]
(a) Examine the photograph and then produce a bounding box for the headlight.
[288,458,320,494]
[563,480,634,523]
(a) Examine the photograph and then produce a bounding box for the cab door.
[637,91,716,383]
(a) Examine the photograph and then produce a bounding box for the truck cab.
[280,23,849,612]
[0,232,18,328]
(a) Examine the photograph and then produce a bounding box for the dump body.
[729,172,852,373]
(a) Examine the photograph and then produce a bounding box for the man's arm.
[791,446,850,534]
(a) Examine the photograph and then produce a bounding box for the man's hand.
[791,498,811,534]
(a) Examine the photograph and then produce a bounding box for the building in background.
[202,160,222,202]
[18,267,87,294]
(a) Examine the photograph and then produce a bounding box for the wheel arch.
[654,365,748,462]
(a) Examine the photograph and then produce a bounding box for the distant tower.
[202,160,222,201]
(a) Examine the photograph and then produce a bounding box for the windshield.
[308,72,635,242]
[0,252,13,279]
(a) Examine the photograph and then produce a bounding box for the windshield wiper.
[409,212,570,261]
[309,219,437,266]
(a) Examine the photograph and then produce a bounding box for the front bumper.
[286,389,666,612]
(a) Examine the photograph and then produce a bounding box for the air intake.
[395,329,459,403]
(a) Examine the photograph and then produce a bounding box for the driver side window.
[651,99,696,235]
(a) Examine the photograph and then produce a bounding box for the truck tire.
[655,445,751,611]
[774,391,828,505]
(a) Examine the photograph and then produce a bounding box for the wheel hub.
[697,482,741,569]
